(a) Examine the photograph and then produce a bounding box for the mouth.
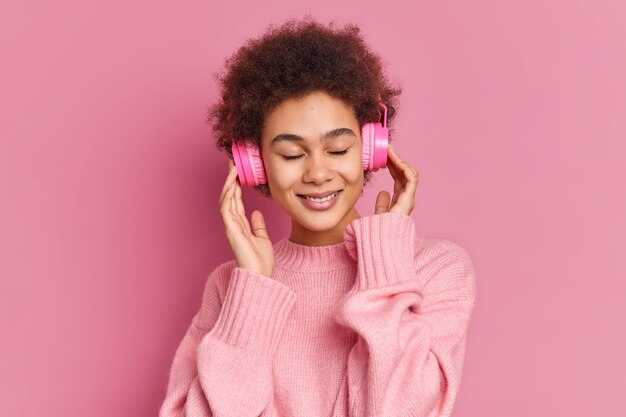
[296,190,343,202]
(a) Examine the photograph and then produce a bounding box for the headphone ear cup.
[372,122,389,171]
[361,122,375,171]
[246,142,267,185]
[361,122,389,172]
[231,141,249,184]
[231,141,267,186]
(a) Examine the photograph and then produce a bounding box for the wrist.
[236,262,274,278]
[344,212,417,289]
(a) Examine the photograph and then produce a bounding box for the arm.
[159,263,298,417]
[331,212,477,417]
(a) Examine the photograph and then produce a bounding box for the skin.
[219,90,419,277]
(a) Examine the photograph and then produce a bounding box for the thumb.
[250,210,269,239]
[375,191,391,214]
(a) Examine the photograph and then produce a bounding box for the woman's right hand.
[219,159,275,277]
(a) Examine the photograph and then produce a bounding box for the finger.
[250,210,269,239]
[388,144,404,160]
[389,150,418,190]
[224,178,237,216]
[221,181,242,234]
[400,163,419,185]
[389,148,417,182]
[386,146,418,214]
[387,144,401,164]
[375,191,391,214]
[387,146,409,185]
[228,182,251,238]
[389,173,418,214]
[390,189,401,210]
[219,180,237,216]
[387,145,408,170]
[391,167,417,208]
[392,164,405,199]
[234,176,245,216]
[220,172,236,211]
[387,155,400,180]
[403,168,419,202]
[386,147,400,180]
[220,163,239,205]
[233,180,252,232]
[233,178,251,235]
[387,146,407,172]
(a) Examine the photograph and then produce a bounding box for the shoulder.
[413,237,476,302]
[203,259,238,302]
[415,237,474,264]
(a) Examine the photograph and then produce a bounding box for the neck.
[289,207,361,246]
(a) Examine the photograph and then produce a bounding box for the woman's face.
[260,90,364,245]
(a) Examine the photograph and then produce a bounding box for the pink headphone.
[231,102,389,186]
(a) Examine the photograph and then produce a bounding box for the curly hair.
[207,15,402,198]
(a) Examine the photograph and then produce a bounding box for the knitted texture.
[159,212,477,417]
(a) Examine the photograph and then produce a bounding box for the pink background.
[1,1,624,416]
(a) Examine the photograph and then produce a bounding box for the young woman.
[159,17,476,417]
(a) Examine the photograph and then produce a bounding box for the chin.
[296,216,341,232]
[294,204,353,231]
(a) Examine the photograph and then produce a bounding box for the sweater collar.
[273,237,355,271]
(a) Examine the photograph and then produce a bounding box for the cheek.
[265,159,298,192]
[341,151,364,183]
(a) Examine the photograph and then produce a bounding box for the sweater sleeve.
[331,212,477,417]
[159,264,298,417]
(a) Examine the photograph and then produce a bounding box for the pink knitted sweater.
[159,212,477,417]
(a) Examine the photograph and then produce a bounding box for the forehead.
[262,91,358,145]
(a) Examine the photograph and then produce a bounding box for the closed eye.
[281,149,348,161]
[281,154,304,160]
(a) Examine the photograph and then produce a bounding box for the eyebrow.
[270,127,357,146]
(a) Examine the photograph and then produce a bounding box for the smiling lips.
[297,190,342,210]
[297,190,342,198]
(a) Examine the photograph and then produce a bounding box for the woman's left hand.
[374,144,419,215]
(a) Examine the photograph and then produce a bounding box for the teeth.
[304,192,337,202]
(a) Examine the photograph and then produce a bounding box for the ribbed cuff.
[343,212,417,290]
[206,267,297,356]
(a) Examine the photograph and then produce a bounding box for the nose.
[302,152,334,185]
